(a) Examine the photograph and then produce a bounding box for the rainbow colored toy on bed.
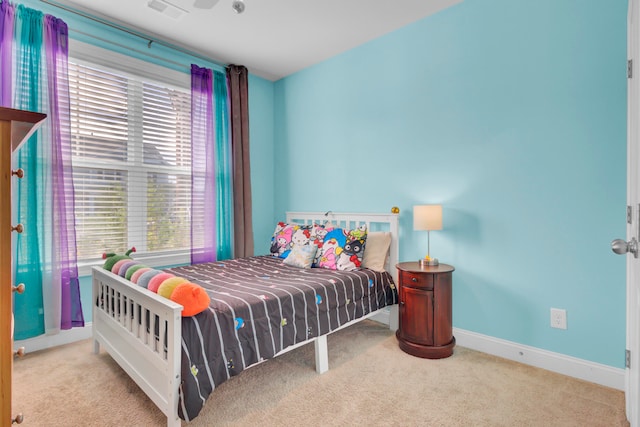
[102,247,137,271]
[101,248,210,317]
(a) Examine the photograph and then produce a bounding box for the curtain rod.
[38,0,227,71]
[70,29,191,71]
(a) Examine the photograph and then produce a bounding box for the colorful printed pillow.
[283,244,318,269]
[316,225,368,271]
[269,222,312,258]
[309,224,331,265]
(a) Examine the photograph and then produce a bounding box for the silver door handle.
[612,237,639,258]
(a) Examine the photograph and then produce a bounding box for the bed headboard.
[285,211,399,283]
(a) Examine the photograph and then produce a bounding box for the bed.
[92,211,399,426]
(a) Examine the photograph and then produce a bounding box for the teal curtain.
[214,70,232,260]
[3,2,83,339]
[190,66,233,262]
[12,4,47,338]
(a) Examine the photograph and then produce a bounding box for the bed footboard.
[92,267,183,427]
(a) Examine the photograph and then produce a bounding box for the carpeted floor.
[12,320,628,426]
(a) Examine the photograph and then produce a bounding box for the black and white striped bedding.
[165,255,397,421]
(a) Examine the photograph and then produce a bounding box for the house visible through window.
[68,59,192,265]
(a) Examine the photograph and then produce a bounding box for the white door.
[615,1,640,424]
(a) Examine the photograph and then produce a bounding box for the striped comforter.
[165,255,397,421]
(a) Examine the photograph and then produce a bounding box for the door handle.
[612,237,639,258]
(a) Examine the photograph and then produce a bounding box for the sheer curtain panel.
[1,1,83,339]
[190,64,216,264]
[191,64,232,262]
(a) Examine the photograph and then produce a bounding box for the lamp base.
[419,258,439,267]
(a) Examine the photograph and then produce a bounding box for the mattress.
[166,255,397,420]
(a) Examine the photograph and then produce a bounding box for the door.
[616,1,640,424]
[400,287,434,345]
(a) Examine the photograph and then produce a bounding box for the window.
[68,58,192,270]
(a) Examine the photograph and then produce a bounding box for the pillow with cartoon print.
[315,225,368,271]
[309,223,331,265]
[269,222,312,258]
[283,244,318,269]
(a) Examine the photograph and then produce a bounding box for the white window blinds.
[68,60,192,262]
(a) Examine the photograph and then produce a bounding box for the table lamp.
[413,205,442,266]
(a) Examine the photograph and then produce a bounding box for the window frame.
[69,40,192,277]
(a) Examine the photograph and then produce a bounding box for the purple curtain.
[44,15,83,329]
[190,64,216,264]
[0,1,14,106]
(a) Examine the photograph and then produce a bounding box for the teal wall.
[248,75,276,254]
[273,0,628,368]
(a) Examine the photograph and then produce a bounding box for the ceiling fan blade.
[193,0,220,9]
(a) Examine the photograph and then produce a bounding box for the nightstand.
[395,262,455,359]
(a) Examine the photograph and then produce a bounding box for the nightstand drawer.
[400,270,433,290]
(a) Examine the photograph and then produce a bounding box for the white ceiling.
[49,0,462,81]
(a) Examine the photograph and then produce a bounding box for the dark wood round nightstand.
[395,262,455,359]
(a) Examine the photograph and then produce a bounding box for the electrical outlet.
[550,308,567,330]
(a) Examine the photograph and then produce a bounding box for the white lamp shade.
[413,205,443,231]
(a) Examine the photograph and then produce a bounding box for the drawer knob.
[13,283,25,294]
[12,413,24,424]
[411,277,417,282]
[12,168,24,178]
[11,224,23,233]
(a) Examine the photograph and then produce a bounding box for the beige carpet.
[12,320,628,426]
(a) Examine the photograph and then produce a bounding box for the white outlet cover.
[550,308,567,330]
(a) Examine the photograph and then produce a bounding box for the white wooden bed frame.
[92,211,399,426]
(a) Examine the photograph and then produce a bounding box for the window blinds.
[68,60,192,261]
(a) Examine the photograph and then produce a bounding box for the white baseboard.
[454,327,625,391]
[14,323,93,354]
